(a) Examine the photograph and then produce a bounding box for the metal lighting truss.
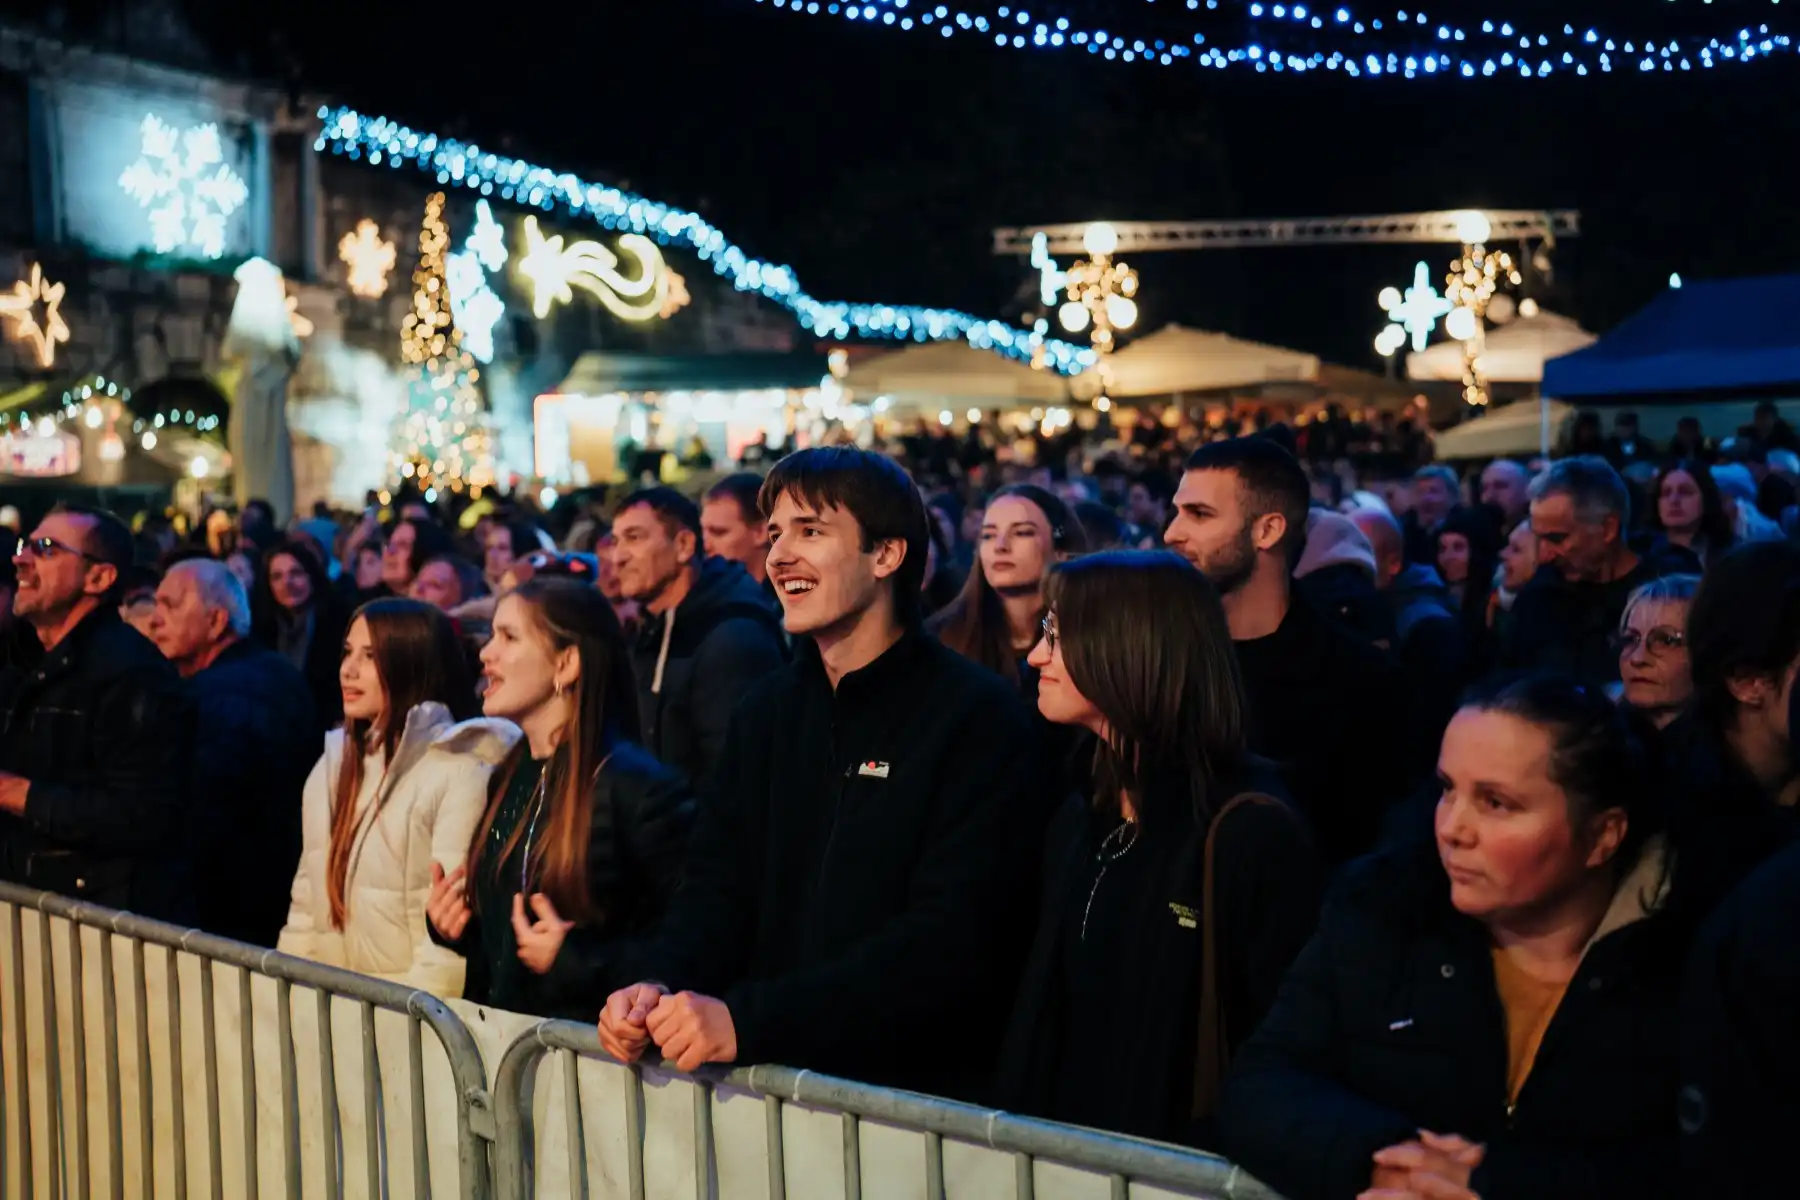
[993,210,1581,255]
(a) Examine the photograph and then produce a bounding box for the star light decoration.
[516,217,671,322]
[1378,261,1454,353]
[444,200,508,364]
[117,115,249,260]
[338,219,397,298]
[0,264,72,369]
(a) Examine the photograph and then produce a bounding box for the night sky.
[25,0,1800,368]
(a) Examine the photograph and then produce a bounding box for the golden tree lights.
[1057,222,1140,358]
[1445,238,1523,407]
[394,193,493,492]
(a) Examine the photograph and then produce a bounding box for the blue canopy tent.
[1543,274,1800,400]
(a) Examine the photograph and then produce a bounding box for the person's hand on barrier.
[1363,1132,1484,1200]
[645,991,737,1073]
[426,863,471,942]
[599,982,668,1062]
[512,893,573,974]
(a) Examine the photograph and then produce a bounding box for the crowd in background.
[0,396,1795,1199]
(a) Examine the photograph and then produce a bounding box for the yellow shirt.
[1490,947,1571,1106]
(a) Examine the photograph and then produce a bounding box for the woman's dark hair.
[466,579,640,922]
[1047,551,1247,828]
[1687,540,1800,735]
[395,517,457,580]
[759,446,931,625]
[1435,506,1504,622]
[1458,674,1660,877]
[1651,459,1735,558]
[252,537,338,636]
[327,599,477,928]
[496,520,545,561]
[929,484,1088,683]
[1074,500,1130,551]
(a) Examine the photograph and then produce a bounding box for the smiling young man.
[0,506,193,920]
[599,447,1044,1099]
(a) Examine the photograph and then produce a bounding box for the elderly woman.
[1615,575,1701,731]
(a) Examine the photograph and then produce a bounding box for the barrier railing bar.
[408,1016,428,1197]
[128,934,150,1195]
[924,1129,945,1200]
[1014,1150,1034,1200]
[838,1109,857,1200]
[98,926,123,1200]
[316,986,342,1200]
[559,1048,585,1200]
[276,977,301,1200]
[37,909,63,1200]
[692,1076,715,1200]
[238,966,258,1200]
[360,999,382,1200]
[166,941,189,1200]
[1110,1173,1128,1200]
[197,947,223,1200]
[766,1095,787,1200]
[4,904,29,1196]
[624,1056,645,1200]
[494,1021,1281,1199]
[66,917,91,1200]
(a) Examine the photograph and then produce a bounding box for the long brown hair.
[465,579,640,922]
[326,598,476,929]
[1047,551,1247,829]
[930,484,1086,682]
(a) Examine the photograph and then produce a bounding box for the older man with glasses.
[0,505,194,921]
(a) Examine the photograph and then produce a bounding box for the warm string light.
[1056,223,1139,355]
[339,219,398,298]
[394,192,493,492]
[317,107,1096,375]
[747,0,1793,78]
[1445,242,1522,407]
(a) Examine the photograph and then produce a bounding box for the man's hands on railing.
[599,982,669,1062]
[1362,1130,1484,1200]
[427,863,471,942]
[599,983,740,1071]
[511,893,573,974]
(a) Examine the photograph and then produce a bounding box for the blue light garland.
[749,0,1793,78]
[316,108,1094,375]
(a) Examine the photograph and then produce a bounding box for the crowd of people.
[0,400,1796,1199]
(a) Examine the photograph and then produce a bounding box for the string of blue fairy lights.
[315,107,1095,375]
[751,0,1793,78]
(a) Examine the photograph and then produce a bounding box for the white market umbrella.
[1407,310,1597,384]
[842,341,1070,413]
[1072,324,1321,400]
[1433,399,1576,460]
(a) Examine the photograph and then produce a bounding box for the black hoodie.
[630,557,786,797]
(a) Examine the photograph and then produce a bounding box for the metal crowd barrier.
[489,1019,1283,1200]
[0,882,493,1199]
[0,880,1282,1200]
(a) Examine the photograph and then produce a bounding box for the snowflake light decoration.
[117,115,249,260]
[338,219,397,298]
[444,200,509,365]
[1381,261,1455,353]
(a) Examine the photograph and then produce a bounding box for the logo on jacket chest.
[856,761,890,779]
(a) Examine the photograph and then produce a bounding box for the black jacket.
[256,598,349,732]
[1233,594,1409,866]
[437,739,694,1017]
[1219,844,1690,1200]
[0,608,194,920]
[1680,838,1800,1199]
[1501,547,1699,688]
[630,557,786,797]
[994,763,1321,1147]
[621,631,1048,1100]
[187,640,322,946]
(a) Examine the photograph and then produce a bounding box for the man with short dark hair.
[702,473,771,586]
[0,506,193,919]
[600,448,1044,1100]
[150,559,318,944]
[1479,458,1532,532]
[1166,438,1407,864]
[1503,455,1691,686]
[1404,464,1461,564]
[612,487,785,794]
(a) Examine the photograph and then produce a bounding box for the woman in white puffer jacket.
[278,598,519,996]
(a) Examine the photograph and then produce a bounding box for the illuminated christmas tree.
[392,192,493,493]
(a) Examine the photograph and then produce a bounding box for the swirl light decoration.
[517,216,671,322]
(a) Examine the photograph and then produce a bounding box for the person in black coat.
[600,448,1048,1102]
[428,578,693,1018]
[0,506,193,921]
[994,551,1320,1147]
[254,538,351,731]
[612,488,787,797]
[149,559,321,946]
[1220,676,1693,1200]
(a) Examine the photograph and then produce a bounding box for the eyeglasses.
[15,536,97,563]
[1612,627,1686,657]
[1040,614,1059,652]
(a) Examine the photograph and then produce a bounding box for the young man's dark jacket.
[630,556,786,797]
[0,608,194,920]
[1500,543,1699,688]
[618,630,1049,1101]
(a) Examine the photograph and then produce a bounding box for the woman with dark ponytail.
[426,578,694,1016]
